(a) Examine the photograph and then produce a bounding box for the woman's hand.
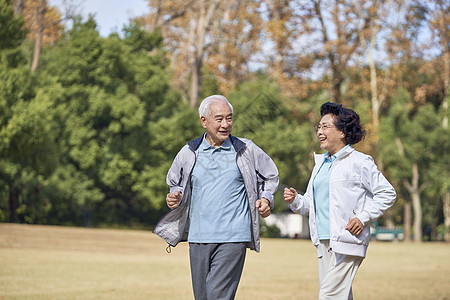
[345,217,364,236]
[283,187,297,204]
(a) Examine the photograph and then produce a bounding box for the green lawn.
[0,223,449,299]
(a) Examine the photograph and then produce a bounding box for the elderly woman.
[284,102,396,299]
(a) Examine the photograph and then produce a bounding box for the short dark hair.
[320,102,366,145]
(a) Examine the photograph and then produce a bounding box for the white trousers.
[317,240,363,300]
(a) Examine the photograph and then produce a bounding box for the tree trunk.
[188,0,220,108]
[189,0,205,108]
[364,22,394,230]
[314,0,341,103]
[411,187,422,243]
[30,31,43,73]
[30,0,47,73]
[152,0,163,29]
[13,0,24,15]
[404,162,422,243]
[444,191,450,242]
[189,60,201,108]
[368,32,380,134]
[438,4,449,129]
[9,188,19,223]
[438,3,449,241]
[178,18,196,103]
[332,72,343,104]
[403,198,412,242]
[383,210,395,229]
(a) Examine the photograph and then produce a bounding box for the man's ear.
[200,116,207,128]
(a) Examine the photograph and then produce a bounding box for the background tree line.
[0,0,448,242]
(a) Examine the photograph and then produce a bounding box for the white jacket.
[290,146,396,258]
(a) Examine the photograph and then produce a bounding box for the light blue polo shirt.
[188,136,251,243]
[313,145,349,240]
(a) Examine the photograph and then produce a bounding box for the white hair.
[198,95,233,118]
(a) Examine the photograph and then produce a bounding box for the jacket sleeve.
[290,172,313,216]
[166,146,188,195]
[253,144,279,209]
[290,193,310,216]
[356,157,397,225]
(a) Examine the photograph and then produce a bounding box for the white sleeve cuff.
[169,186,183,194]
[290,194,301,210]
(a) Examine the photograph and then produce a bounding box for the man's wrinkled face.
[201,101,233,148]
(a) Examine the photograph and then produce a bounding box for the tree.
[289,0,381,103]
[0,0,27,50]
[204,0,263,95]
[0,14,203,226]
[229,77,316,211]
[139,0,266,107]
[139,0,220,107]
[20,0,65,72]
[380,88,442,242]
[0,0,33,222]
[34,17,202,225]
[379,0,448,241]
[12,0,24,15]
[428,0,450,241]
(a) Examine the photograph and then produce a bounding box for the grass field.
[0,223,449,300]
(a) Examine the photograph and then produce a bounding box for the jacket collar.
[230,135,246,153]
[314,145,354,165]
[187,133,246,152]
[187,134,205,151]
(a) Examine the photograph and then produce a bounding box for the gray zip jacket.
[153,134,279,252]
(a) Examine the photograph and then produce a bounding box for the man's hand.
[345,217,364,236]
[256,198,271,218]
[283,187,297,204]
[166,190,182,209]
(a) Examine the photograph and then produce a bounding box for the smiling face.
[317,113,346,155]
[201,101,233,148]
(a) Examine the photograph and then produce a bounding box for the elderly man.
[154,95,279,300]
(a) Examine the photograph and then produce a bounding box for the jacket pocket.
[335,226,370,246]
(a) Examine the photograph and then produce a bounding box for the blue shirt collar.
[324,144,350,162]
[201,135,232,150]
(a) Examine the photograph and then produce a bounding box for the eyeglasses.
[316,123,335,131]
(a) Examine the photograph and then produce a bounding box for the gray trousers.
[189,242,247,300]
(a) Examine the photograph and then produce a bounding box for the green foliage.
[0,16,201,227]
[0,7,447,236]
[378,86,448,233]
[0,0,27,50]
[380,88,442,178]
[229,79,315,212]
[122,20,163,53]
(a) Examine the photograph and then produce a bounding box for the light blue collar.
[324,144,350,162]
[201,136,232,150]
